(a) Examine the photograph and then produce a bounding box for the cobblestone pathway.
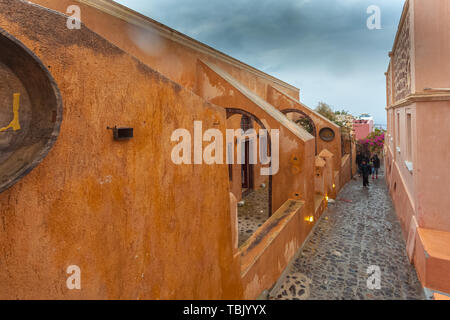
[238,186,269,247]
[270,170,425,300]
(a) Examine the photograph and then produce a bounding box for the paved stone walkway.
[270,170,425,300]
[238,186,269,247]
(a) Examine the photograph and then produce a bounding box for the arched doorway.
[226,108,273,247]
[281,109,317,155]
[226,108,272,215]
[240,115,254,193]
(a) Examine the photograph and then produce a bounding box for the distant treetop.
[314,102,355,136]
[315,102,336,122]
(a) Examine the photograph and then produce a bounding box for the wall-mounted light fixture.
[107,126,134,141]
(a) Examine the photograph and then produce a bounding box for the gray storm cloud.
[116,0,406,125]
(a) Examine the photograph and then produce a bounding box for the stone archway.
[281,108,318,155]
[226,108,273,217]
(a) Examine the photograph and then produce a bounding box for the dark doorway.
[241,139,254,194]
[240,115,254,196]
[226,108,272,216]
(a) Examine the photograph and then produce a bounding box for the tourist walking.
[371,154,381,179]
[356,152,363,176]
[361,160,371,187]
[369,156,375,179]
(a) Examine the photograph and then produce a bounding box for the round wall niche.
[319,127,335,142]
[0,29,63,194]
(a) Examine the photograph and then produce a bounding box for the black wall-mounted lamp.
[107,126,134,141]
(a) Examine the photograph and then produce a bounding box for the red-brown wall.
[33,0,300,104]
[0,0,243,299]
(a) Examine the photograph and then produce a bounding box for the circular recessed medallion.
[319,127,335,142]
[0,29,62,194]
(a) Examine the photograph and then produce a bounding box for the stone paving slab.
[270,171,425,300]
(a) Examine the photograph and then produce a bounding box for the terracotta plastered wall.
[0,0,360,300]
[318,149,336,199]
[239,200,306,299]
[227,114,245,202]
[32,0,300,103]
[195,59,319,299]
[196,60,316,217]
[266,85,342,172]
[339,154,352,189]
[0,0,243,299]
[314,157,327,196]
[226,114,270,203]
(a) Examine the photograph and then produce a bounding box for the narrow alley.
[2,0,449,302]
[271,168,425,300]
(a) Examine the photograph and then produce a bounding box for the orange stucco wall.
[314,157,327,196]
[266,85,342,171]
[196,61,316,217]
[0,1,243,299]
[226,113,269,203]
[239,200,306,299]
[339,154,352,189]
[0,0,357,300]
[32,0,300,104]
[318,149,336,199]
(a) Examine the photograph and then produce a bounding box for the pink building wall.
[385,0,450,296]
[353,119,374,141]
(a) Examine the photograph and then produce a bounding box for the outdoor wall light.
[305,216,314,223]
[107,126,134,141]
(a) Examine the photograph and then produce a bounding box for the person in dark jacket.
[371,154,381,179]
[361,160,371,187]
[356,152,363,176]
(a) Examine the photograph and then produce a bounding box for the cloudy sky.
[116,0,406,125]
